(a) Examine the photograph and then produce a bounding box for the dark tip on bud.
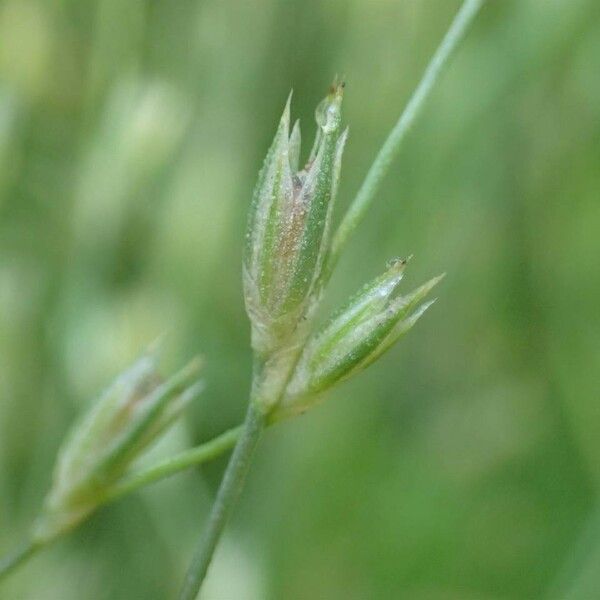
[385,254,413,271]
[328,75,345,99]
[386,257,405,269]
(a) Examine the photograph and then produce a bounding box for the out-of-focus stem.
[326,0,486,279]
[0,426,242,584]
[103,425,241,503]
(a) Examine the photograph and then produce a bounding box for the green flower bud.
[34,352,203,542]
[274,260,443,420]
[244,83,348,357]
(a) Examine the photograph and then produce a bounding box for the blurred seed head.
[74,78,192,252]
[33,350,203,542]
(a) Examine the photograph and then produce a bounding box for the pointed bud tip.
[316,79,344,133]
[181,379,205,401]
[280,90,293,125]
[177,356,204,382]
[419,273,445,295]
[430,273,446,287]
[329,76,346,98]
[385,256,411,273]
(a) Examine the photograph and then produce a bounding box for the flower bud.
[273,260,443,420]
[34,352,203,542]
[244,83,348,357]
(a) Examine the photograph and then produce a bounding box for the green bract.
[244,83,347,357]
[274,262,443,420]
[34,353,203,543]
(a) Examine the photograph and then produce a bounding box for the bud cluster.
[34,352,203,542]
[244,83,442,418]
[244,83,347,357]
[275,261,442,420]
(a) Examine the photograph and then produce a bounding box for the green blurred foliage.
[1,0,600,598]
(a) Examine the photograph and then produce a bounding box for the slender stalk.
[326,0,486,277]
[0,427,242,584]
[178,404,266,600]
[0,540,40,581]
[102,425,242,504]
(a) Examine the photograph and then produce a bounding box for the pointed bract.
[34,352,203,542]
[288,119,301,174]
[243,84,347,361]
[273,263,442,420]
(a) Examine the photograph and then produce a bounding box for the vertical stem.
[178,404,266,600]
[326,0,486,277]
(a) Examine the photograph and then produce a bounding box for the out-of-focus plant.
[34,351,203,543]
[0,350,241,579]
[0,0,485,593]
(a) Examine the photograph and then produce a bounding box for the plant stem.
[0,426,242,584]
[326,0,486,277]
[178,404,266,600]
[0,539,40,581]
[102,425,242,504]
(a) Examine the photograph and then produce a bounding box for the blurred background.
[1,0,600,598]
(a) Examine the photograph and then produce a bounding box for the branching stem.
[0,426,242,583]
[175,2,485,598]
[103,425,241,503]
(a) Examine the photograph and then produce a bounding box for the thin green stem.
[178,404,266,600]
[0,426,241,584]
[326,0,486,278]
[102,425,242,504]
[0,539,40,581]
